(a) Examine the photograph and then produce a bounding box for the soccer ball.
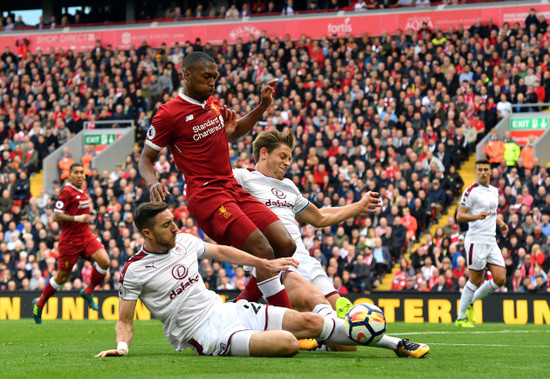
[345,303,386,345]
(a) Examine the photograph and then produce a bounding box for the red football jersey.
[146,92,234,193]
[54,183,93,242]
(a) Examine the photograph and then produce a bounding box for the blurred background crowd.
[0,1,502,30]
[0,3,549,295]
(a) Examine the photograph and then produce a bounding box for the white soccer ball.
[345,303,386,345]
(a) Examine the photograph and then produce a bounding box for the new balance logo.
[186,115,194,122]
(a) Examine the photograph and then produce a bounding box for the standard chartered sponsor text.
[193,117,224,141]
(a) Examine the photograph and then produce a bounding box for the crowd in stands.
[1,7,550,296]
[1,0,506,30]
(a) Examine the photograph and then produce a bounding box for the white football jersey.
[119,233,223,350]
[233,169,310,256]
[459,182,499,243]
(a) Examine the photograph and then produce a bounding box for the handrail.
[510,103,550,108]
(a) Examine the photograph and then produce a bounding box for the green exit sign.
[510,117,549,131]
[84,134,117,145]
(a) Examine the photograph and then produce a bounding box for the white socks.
[94,261,108,275]
[50,277,61,290]
[314,302,402,351]
[257,274,284,298]
[313,304,355,346]
[472,279,500,303]
[374,334,401,350]
[459,279,502,319]
[312,303,337,319]
[458,281,478,319]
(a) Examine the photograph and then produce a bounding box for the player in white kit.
[234,129,430,358]
[96,202,365,358]
[455,159,508,328]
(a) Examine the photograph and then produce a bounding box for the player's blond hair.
[253,129,295,162]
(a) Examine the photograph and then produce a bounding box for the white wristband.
[117,341,128,353]
[74,215,85,222]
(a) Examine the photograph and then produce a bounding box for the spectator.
[497,94,512,118]
[351,252,374,293]
[525,8,539,31]
[14,15,26,28]
[453,255,467,280]
[485,129,505,167]
[281,0,297,15]
[372,237,391,278]
[354,0,367,10]
[431,274,450,292]
[503,131,521,167]
[4,16,15,31]
[402,207,418,243]
[225,4,240,18]
[13,172,31,202]
[427,179,446,219]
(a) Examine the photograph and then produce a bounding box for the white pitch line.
[428,343,547,348]
[397,330,550,336]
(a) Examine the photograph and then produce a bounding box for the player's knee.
[279,332,299,357]
[257,242,275,259]
[494,276,506,287]
[244,234,275,259]
[56,272,70,284]
[99,258,111,270]
[272,236,296,258]
[280,238,296,258]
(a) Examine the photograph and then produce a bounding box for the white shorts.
[464,240,505,271]
[188,300,287,356]
[291,253,337,297]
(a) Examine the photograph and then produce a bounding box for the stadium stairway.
[30,171,43,197]
[377,154,477,290]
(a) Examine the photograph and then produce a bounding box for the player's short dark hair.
[476,159,490,167]
[69,162,84,173]
[253,129,295,162]
[182,52,216,72]
[134,202,169,234]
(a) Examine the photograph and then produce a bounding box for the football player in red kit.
[33,163,110,323]
[139,52,295,308]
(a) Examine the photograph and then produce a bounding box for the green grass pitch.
[1,320,548,378]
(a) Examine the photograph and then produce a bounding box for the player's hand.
[259,79,278,108]
[149,182,170,202]
[478,211,488,220]
[362,191,382,213]
[263,257,299,272]
[221,105,238,133]
[95,349,127,358]
[499,223,509,233]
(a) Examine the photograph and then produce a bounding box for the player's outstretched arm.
[226,79,278,141]
[95,299,136,358]
[203,242,298,272]
[296,191,382,228]
[139,145,170,202]
[456,206,487,223]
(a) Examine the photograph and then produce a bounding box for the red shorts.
[188,181,279,249]
[57,234,105,272]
